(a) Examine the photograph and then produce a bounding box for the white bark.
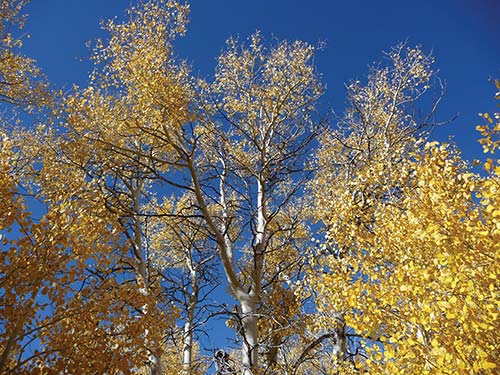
[238,177,266,374]
[240,297,258,375]
[182,320,193,374]
[131,180,163,375]
[182,263,199,374]
[188,136,269,374]
[188,158,242,296]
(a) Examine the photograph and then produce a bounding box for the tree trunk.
[131,181,163,375]
[182,320,193,374]
[182,268,198,374]
[240,297,258,375]
[331,313,346,362]
[149,353,163,375]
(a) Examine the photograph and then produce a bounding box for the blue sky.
[22,0,500,164]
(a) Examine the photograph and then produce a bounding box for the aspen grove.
[0,1,498,374]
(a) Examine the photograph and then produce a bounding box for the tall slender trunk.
[131,179,163,375]
[182,267,198,374]
[182,320,193,374]
[240,297,258,375]
[189,156,266,374]
[239,177,265,375]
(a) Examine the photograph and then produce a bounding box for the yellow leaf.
[482,361,497,370]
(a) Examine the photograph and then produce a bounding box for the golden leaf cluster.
[308,72,499,373]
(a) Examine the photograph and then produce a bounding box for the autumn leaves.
[0,1,499,374]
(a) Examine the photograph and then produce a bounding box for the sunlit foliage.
[1,1,498,374]
[307,62,499,373]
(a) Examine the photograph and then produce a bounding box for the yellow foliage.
[3,1,499,373]
[0,0,49,108]
[309,72,500,374]
[477,80,500,154]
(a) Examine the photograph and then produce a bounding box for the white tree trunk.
[182,320,193,374]
[240,297,258,375]
[182,267,198,374]
[131,180,163,375]
[189,157,266,375]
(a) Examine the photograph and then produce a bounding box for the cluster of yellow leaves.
[258,205,310,355]
[208,31,323,178]
[0,132,17,228]
[1,126,178,373]
[477,80,500,154]
[59,3,195,373]
[308,74,499,373]
[143,333,208,375]
[65,0,193,180]
[312,44,434,255]
[0,0,49,108]
[1,3,183,371]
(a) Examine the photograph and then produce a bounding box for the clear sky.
[21,0,500,163]
[14,0,500,365]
